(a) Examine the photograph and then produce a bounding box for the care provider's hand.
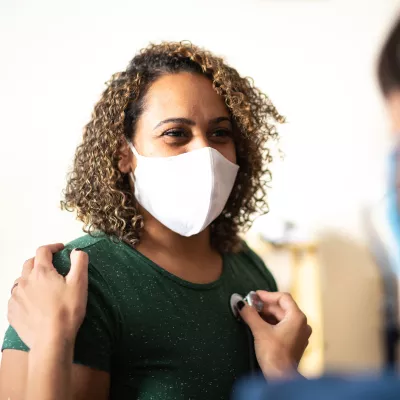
[238,290,312,380]
[7,244,89,349]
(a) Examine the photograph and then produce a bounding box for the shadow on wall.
[317,231,385,373]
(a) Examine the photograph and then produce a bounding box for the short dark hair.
[378,16,400,96]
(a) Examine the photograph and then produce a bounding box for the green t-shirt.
[2,234,277,399]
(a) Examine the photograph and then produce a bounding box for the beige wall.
[318,233,384,373]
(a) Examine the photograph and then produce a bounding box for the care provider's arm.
[0,245,110,400]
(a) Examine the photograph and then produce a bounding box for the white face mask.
[128,143,239,237]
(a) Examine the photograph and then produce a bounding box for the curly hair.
[62,41,285,253]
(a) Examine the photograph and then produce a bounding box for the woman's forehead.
[141,72,229,121]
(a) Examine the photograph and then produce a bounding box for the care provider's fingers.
[8,278,28,313]
[66,249,89,288]
[34,243,65,269]
[299,325,312,352]
[305,324,312,338]
[256,291,301,315]
[237,300,271,336]
[10,278,20,295]
[260,303,286,322]
[21,258,34,278]
[7,295,19,326]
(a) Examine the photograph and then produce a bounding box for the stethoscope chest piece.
[230,293,244,319]
[230,291,264,320]
[230,291,264,373]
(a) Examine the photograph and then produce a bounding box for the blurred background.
[1,0,400,377]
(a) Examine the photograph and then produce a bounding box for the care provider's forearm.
[25,333,74,400]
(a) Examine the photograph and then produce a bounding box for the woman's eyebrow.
[209,116,231,125]
[154,116,231,130]
[153,118,195,130]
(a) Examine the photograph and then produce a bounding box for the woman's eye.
[211,129,232,138]
[163,129,186,138]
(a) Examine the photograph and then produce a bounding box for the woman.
[0,41,311,400]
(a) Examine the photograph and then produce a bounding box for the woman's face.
[119,72,236,173]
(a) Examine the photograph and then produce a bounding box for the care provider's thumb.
[66,248,89,287]
[237,300,266,336]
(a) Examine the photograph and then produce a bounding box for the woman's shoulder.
[229,241,278,291]
[52,233,107,267]
[65,233,107,251]
[52,233,133,276]
[230,240,264,265]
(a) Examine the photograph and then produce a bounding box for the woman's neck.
[135,209,223,284]
[136,209,213,259]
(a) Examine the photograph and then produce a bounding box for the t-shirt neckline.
[120,241,229,291]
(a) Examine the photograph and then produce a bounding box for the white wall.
[1,0,399,359]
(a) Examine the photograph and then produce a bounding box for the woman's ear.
[118,140,133,174]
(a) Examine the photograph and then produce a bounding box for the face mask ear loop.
[126,139,139,182]
[127,139,140,159]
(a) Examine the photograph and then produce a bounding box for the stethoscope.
[230,291,264,374]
